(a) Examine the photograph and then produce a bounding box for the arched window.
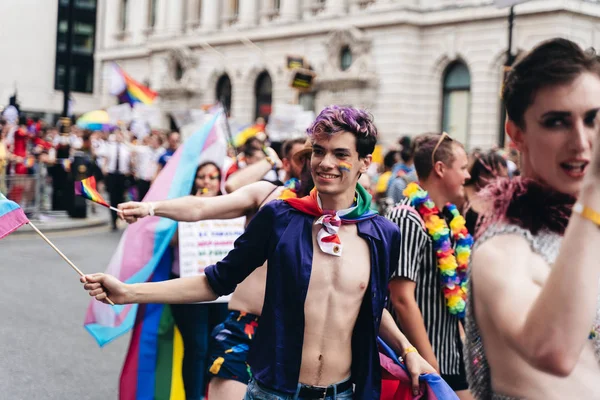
[255,71,272,121]
[441,62,471,145]
[216,74,232,114]
[340,46,352,71]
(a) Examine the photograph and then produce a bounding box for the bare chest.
[309,224,371,294]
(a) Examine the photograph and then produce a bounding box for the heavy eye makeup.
[539,108,600,129]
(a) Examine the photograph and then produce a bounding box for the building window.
[299,92,316,113]
[54,1,97,93]
[120,0,128,32]
[274,0,281,11]
[255,71,273,121]
[340,46,352,71]
[441,61,471,145]
[174,61,185,82]
[148,0,157,27]
[216,74,233,114]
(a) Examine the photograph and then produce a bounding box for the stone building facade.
[95,0,600,148]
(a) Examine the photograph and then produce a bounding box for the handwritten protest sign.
[178,217,246,303]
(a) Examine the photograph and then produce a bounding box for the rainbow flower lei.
[403,182,474,318]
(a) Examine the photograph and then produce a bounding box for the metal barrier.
[2,164,52,218]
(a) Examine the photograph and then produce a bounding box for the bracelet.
[147,202,155,217]
[573,202,600,227]
[265,156,276,168]
[402,346,419,358]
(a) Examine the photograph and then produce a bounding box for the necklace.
[403,182,474,318]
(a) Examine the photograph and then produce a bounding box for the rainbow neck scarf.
[285,184,377,257]
[403,182,473,318]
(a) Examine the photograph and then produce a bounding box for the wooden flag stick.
[27,221,115,306]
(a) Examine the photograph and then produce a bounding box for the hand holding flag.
[0,191,115,305]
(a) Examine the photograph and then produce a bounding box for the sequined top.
[463,223,600,399]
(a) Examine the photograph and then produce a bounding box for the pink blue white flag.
[84,110,227,346]
[0,192,29,239]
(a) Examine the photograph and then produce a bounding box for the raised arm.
[119,180,278,223]
[83,201,280,304]
[225,147,282,193]
[472,182,600,376]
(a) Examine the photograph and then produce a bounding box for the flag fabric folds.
[84,110,226,346]
[232,124,263,147]
[378,337,458,399]
[119,250,185,400]
[84,110,227,399]
[109,63,158,106]
[75,176,110,208]
[0,192,29,239]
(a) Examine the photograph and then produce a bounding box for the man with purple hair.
[81,105,435,399]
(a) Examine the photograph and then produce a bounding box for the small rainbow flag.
[75,176,109,208]
[0,191,29,239]
[110,63,158,106]
[232,124,263,148]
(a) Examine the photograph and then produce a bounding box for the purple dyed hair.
[307,105,377,158]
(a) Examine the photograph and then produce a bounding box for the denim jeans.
[244,377,354,400]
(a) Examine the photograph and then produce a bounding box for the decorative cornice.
[96,0,600,61]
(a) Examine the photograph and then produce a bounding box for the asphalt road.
[0,227,129,400]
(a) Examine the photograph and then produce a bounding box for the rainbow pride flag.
[232,124,263,147]
[75,176,110,208]
[110,63,158,106]
[0,192,29,239]
[84,110,227,399]
[119,251,185,400]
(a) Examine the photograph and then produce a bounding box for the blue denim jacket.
[205,200,400,399]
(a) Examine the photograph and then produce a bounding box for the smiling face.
[310,131,371,197]
[507,72,600,196]
[194,163,220,197]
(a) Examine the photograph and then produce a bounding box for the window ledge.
[113,30,130,41]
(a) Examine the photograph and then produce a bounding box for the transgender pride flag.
[0,192,29,239]
[83,110,227,347]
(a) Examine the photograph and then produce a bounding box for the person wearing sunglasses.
[386,132,473,399]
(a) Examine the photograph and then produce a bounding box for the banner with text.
[178,217,246,303]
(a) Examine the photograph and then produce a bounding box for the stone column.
[154,0,168,36]
[130,0,149,43]
[324,0,348,16]
[185,0,201,31]
[238,0,259,27]
[166,0,185,35]
[279,0,300,22]
[200,0,220,31]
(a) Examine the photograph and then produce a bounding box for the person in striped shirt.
[386,132,473,399]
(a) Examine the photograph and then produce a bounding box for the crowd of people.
[14,36,598,400]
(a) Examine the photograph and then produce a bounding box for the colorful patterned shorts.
[208,310,260,384]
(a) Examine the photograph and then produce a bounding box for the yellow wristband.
[265,156,275,167]
[402,346,418,358]
[574,203,600,227]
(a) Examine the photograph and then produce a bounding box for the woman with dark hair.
[463,151,508,234]
[464,38,600,399]
[169,161,230,400]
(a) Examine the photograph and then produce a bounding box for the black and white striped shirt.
[386,197,463,375]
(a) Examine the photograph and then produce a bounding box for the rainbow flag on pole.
[83,109,227,399]
[0,192,29,239]
[75,176,110,208]
[109,63,158,106]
